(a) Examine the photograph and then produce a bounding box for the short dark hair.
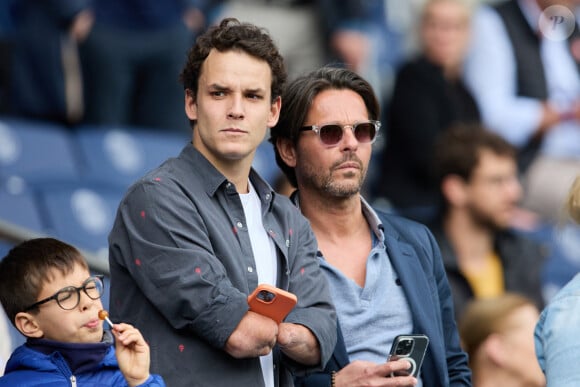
[0,238,87,325]
[269,66,380,187]
[179,18,287,126]
[433,123,516,184]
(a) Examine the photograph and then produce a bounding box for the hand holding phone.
[247,284,297,324]
[387,334,429,378]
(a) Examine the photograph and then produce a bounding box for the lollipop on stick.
[98,309,115,329]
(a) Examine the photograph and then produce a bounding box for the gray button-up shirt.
[108,144,336,387]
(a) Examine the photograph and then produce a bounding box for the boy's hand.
[112,323,151,387]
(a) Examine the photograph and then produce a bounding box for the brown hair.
[434,123,516,184]
[0,238,87,325]
[459,293,535,364]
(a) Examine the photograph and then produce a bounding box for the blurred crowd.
[0,0,425,133]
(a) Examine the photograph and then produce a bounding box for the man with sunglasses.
[270,66,471,386]
[0,237,165,386]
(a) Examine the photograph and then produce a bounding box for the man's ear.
[14,312,43,338]
[267,96,282,128]
[276,137,297,168]
[184,89,197,121]
[441,174,468,206]
[482,333,505,366]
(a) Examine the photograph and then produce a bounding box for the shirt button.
[247,266,254,273]
[265,193,271,200]
[236,221,243,228]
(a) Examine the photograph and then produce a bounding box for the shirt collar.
[179,144,275,205]
[26,330,113,374]
[291,192,385,246]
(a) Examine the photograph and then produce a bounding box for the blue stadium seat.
[0,189,46,258]
[75,125,188,189]
[36,182,124,259]
[0,189,45,232]
[0,117,81,192]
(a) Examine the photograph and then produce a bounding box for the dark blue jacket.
[0,342,165,386]
[296,211,472,387]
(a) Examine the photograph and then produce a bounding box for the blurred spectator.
[80,0,204,132]
[429,124,545,320]
[535,175,580,386]
[376,0,479,223]
[460,293,545,387]
[8,0,92,125]
[208,0,325,81]
[464,0,580,222]
[317,0,424,109]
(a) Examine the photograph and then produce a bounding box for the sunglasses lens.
[319,125,344,145]
[354,122,376,143]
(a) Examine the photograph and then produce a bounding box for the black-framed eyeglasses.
[23,275,104,312]
[299,120,381,147]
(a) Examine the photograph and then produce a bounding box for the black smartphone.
[387,334,429,378]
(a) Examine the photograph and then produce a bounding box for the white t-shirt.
[240,181,277,387]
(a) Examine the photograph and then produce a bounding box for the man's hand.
[277,322,320,365]
[225,311,279,358]
[333,359,418,387]
[112,323,151,387]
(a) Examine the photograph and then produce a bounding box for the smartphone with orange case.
[247,284,298,324]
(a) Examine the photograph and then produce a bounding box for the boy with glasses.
[0,238,164,386]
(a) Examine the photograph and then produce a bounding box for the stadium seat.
[0,189,45,231]
[0,117,81,193]
[75,125,188,189]
[36,182,124,260]
[0,189,46,257]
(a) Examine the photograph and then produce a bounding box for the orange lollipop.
[98,309,114,329]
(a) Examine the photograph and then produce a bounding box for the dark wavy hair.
[269,66,380,187]
[179,18,287,127]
